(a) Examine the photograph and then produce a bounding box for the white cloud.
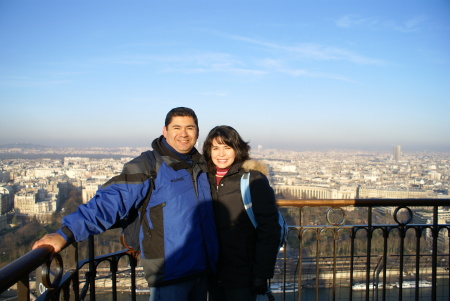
[196,91,229,97]
[335,15,376,28]
[257,58,356,82]
[336,14,428,33]
[224,33,383,65]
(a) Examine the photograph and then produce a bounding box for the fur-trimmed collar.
[241,160,269,176]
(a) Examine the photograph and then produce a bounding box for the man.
[33,107,219,301]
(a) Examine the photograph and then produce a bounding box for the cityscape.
[0,144,448,229]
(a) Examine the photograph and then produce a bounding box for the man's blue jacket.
[57,136,219,287]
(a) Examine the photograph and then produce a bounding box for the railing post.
[431,205,438,300]
[364,206,373,301]
[414,227,422,301]
[315,229,320,301]
[69,242,80,301]
[297,228,303,301]
[349,228,355,301]
[332,229,338,301]
[110,257,118,301]
[297,207,303,301]
[373,256,384,301]
[130,255,137,301]
[88,235,96,301]
[447,228,450,299]
[17,275,30,301]
[382,228,388,301]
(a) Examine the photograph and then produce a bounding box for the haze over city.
[0,0,449,152]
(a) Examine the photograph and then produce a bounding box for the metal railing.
[1,198,449,301]
[0,236,138,301]
[274,198,450,301]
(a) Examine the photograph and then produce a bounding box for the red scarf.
[215,167,229,186]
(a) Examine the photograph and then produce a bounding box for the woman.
[203,125,281,301]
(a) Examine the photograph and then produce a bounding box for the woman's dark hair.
[203,125,251,172]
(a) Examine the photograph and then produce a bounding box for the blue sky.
[1,0,449,152]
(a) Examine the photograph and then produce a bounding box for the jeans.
[149,274,208,301]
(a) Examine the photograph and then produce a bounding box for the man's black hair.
[165,107,199,129]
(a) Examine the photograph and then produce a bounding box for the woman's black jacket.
[208,160,281,287]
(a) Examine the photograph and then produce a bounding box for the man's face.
[163,116,199,154]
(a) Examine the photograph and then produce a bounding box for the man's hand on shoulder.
[32,233,67,253]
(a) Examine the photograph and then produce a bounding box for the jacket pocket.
[142,202,165,259]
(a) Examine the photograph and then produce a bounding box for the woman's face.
[211,138,236,169]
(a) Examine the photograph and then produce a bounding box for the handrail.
[277,198,450,207]
[0,245,54,294]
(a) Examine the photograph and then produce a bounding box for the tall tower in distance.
[394,145,401,161]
